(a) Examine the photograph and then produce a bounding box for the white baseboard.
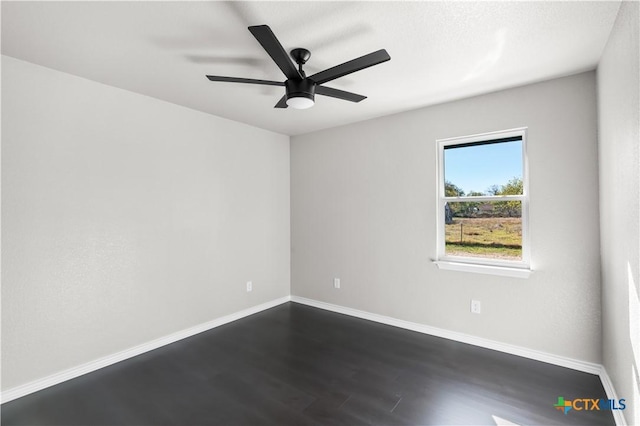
[1,296,291,404]
[290,296,602,375]
[3,294,628,426]
[599,367,628,426]
[291,296,634,425]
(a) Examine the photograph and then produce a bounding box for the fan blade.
[248,25,302,81]
[206,75,284,86]
[274,95,288,108]
[316,86,367,103]
[309,49,390,85]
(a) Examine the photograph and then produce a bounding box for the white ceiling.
[1,1,621,136]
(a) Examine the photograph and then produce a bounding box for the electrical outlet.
[471,300,481,314]
[246,281,252,292]
[334,278,340,289]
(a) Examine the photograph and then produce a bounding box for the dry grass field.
[445,217,522,260]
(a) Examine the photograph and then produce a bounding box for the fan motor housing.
[285,78,316,102]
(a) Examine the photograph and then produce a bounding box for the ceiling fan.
[205,25,391,109]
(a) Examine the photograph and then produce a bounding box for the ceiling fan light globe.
[286,96,315,109]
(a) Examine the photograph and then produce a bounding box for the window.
[435,128,530,276]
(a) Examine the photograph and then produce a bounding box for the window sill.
[433,260,532,278]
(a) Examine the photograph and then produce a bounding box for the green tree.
[460,191,484,217]
[444,181,466,217]
[499,177,523,195]
[494,177,523,217]
[444,181,464,197]
[444,183,487,217]
[487,184,500,196]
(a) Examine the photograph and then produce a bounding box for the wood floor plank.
[2,302,616,425]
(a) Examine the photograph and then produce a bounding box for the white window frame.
[435,128,531,278]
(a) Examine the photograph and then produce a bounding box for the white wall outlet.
[246,281,252,292]
[334,278,340,289]
[471,300,481,314]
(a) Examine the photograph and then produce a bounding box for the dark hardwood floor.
[2,302,615,425]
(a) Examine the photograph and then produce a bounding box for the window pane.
[444,200,522,261]
[444,140,522,196]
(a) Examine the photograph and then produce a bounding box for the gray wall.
[1,56,291,391]
[291,71,602,363]
[597,2,640,424]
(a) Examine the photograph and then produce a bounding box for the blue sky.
[444,141,522,195]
